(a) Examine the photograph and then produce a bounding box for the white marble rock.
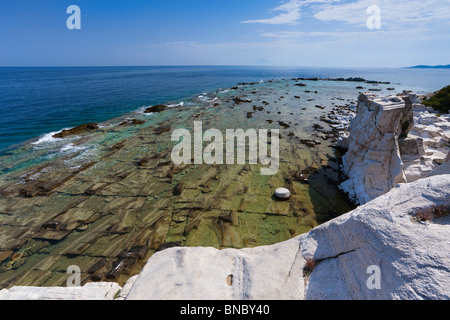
[274,187,291,200]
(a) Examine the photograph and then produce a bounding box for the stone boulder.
[398,137,425,156]
[144,105,167,113]
[53,123,99,138]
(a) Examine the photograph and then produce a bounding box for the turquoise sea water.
[1,66,449,153]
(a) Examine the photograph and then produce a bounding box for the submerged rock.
[299,139,319,148]
[119,119,145,126]
[144,105,167,113]
[154,125,171,135]
[156,242,182,252]
[172,183,184,195]
[53,123,99,138]
[232,97,252,104]
[278,121,290,129]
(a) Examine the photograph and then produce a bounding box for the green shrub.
[422,85,450,113]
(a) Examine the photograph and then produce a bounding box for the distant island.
[409,64,450,69]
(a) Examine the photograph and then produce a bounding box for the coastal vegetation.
[422,85,450,113]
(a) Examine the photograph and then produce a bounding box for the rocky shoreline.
[0,81,449,300]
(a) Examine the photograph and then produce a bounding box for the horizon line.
[0,64,408,69]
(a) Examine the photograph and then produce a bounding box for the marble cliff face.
[338,92,450,205]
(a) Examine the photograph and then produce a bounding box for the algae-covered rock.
[144,105,168,113]
[53,123,99,138]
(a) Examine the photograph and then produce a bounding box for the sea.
[1,66,449,153]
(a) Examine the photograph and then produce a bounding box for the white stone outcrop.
[1,175,449,300]
[339,92,450,205]
[429,153,450,177]
[0,282,121,300]
[339,93,408,204]
[125,237,305,300]
[402,100,450,182]
[302,174,450,300]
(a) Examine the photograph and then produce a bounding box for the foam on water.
[167,102,184,108]
[60,143,87,153]
[31,131,64,145]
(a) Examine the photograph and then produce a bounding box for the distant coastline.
[409,64,450,69]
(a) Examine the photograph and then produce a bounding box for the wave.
[31,130,65,146]
[168,101,184,108]
[60,143,87,153]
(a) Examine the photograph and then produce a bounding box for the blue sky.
[1,0,449,67]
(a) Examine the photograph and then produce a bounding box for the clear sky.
[1,0,449,67]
